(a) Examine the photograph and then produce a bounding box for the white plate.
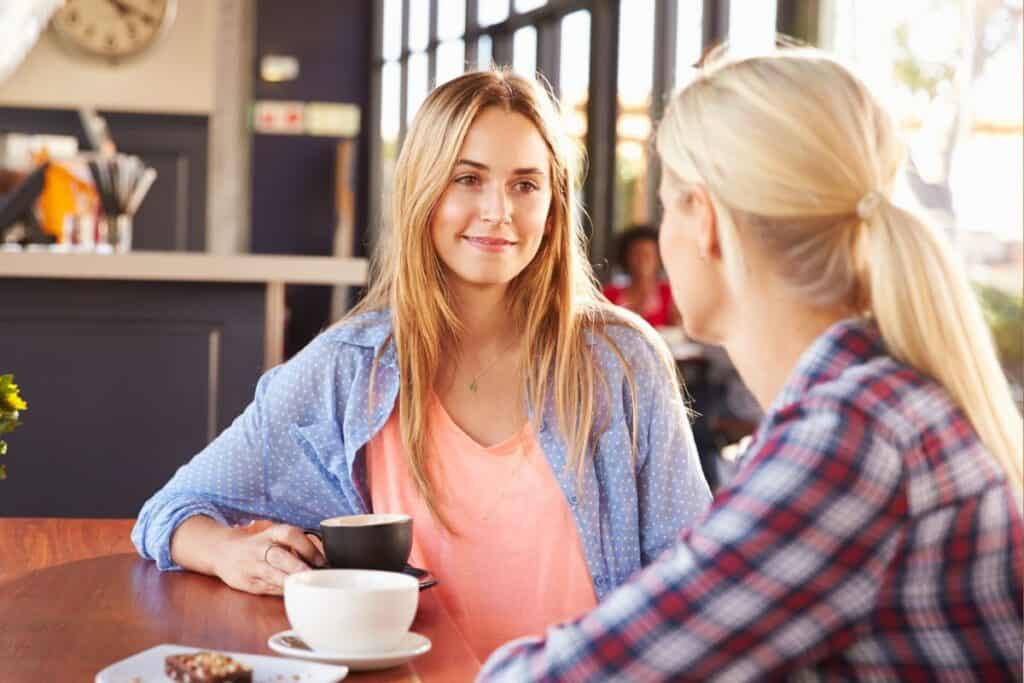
[267,629,431,671]
[95,644,348,682]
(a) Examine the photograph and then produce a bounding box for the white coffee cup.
[284,569,419,653]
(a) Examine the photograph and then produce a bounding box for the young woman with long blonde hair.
[133,69,711,660]
[481,48,1023,681]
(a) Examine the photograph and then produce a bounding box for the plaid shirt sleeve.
[478,401,909,682]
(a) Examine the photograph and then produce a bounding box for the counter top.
[0,250,368,286]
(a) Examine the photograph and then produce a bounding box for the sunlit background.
[375,0,1022,297]
[0,0,1019,514]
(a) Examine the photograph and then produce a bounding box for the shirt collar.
[330,309,394,351]
[331,307,604,350]
[767,316,887,415]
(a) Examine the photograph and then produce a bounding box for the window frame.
[367,0,809,265]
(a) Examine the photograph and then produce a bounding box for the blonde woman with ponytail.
[481,48,1022,682]
[133,69,711,661]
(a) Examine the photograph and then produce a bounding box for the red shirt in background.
[603,280,676,327]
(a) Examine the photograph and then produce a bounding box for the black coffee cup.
[304,513,413,572]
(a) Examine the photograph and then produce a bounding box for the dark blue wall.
[251,0,373,355]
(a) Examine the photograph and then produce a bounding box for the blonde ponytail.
[657,47,1023,500]
[865,200,1024,493]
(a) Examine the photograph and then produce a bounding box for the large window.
[728,0,778,54]
[560,9,590,152]
[820,0,1023,400]
[613,1,781,241]
[369,1,771,267]
[615,0,656,232]
[821,0,1023,297]
[371,0,602,247]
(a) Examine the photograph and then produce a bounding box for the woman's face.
[430,106,553,295]
[657,173,727,342]
[626,239,661,280]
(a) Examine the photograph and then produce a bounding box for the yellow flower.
[2,388,26,412]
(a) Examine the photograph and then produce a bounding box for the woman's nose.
[480,184,511,224]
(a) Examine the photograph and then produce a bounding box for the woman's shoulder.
[275,309,393,380]
[318,308,394,350]
[584,304,675,376]
[257,310,394,415]
[794,350,967,454]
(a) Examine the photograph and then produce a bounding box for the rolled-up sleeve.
[132,335,355,570]
[132,366,283,569]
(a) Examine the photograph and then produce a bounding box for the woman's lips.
[463,236,516,252]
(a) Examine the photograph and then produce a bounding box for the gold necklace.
[466,341,518,393]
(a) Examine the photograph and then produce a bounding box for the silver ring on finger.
[263,541,284,565]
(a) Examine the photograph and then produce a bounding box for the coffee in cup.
[284,569,419,653]
[304,513,412,572]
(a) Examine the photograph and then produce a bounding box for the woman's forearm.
[169,515,237,576]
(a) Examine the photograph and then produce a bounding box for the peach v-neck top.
[366,397,598,662]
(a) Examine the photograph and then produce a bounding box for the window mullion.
[537,17,561,94]
[399,0,411,144]
[586,0,620,265]
[465,0,479,66]
[492,30,514,66]
[428,0,439,86]
[368,0,387,246]
[649,0,677,226]
[703,0,729,49]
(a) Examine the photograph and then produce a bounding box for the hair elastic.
[856,190,883,220]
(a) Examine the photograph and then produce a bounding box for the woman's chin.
[449,271,518,291]
[682,316,722,346]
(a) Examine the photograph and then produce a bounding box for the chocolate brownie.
[164,651,252,683]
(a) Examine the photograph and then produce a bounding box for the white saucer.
[95,644,349,682]
[267,630,431,671]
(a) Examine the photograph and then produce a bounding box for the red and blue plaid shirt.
[480,318,1023,682]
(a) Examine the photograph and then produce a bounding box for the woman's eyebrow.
[455,158,546,176]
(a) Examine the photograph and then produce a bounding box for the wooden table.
[0,518,481,682]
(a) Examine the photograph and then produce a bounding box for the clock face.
[51,0,177,62]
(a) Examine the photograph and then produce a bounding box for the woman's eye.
[454,175,479,186]
[513,180,539,193]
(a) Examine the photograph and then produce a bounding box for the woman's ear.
[688,184,720,263]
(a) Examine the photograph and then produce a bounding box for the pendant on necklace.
[469,380,478,393]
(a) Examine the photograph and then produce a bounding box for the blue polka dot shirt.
[132,309,712,599]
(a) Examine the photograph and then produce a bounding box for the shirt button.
[568,494,578,506]
[594,575,607,589]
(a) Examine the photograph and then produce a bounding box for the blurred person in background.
[602,225,679,327]
[480,47,1023,682]
[606,225,758,491]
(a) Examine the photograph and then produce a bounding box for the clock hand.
[104,0,157,25]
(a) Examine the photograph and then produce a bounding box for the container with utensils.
[84,153,156,253]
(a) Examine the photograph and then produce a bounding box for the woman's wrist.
[170,515,236,577]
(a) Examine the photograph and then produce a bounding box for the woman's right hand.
[214,520,327,595]
[171,516,326,596]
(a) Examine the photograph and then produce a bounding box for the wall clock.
[51,0,177,63]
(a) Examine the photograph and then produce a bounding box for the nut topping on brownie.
[164,651,253,683]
